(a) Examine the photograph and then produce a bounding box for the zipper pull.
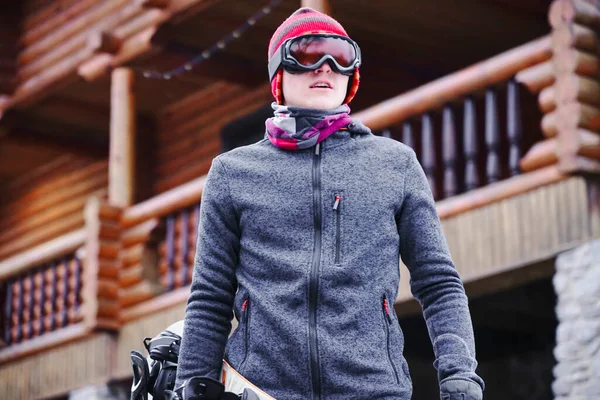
[242,299,250,323]
[383,297,392,323]
[315,142,320,156]
[333,195,341,211]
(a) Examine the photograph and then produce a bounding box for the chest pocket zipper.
[239,297,251,374]
[382,295,400,384]
[333,194,342,264]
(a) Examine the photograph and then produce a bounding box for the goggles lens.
[289,36,357,68]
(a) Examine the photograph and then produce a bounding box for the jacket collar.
[320,119,372,151]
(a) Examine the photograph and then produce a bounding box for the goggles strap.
[268,48,283,82]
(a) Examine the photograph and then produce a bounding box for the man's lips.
[310,81,333,89]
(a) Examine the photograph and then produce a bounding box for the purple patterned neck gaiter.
[265,102,353,150]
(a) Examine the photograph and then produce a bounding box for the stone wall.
[553,239,600,399]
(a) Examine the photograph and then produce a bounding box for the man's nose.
[315,61,332,73]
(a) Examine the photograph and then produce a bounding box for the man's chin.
[300,97,343,110]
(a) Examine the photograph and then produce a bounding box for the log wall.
[0,155,108,261]
[0,0,218,113]
[153,83,272,194]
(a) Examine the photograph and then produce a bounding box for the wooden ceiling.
[0,0,550,184]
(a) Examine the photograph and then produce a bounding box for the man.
[176,7,485,400]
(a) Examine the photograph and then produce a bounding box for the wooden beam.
[17,0,148,82]
[539,85,557,113]
[122,218,160,247]
[0,229,86,281]
[0,45,91,113]
[78,26,158,81]
[120,285,189,323]
[554,48,600,77]
[552,23,600,53]
[119,281,164,308]
[87,32,123,54]
[18,0,138,65]
[549,0,600,30]
[542,102,600,137]
[122,175,206,227]
[78,0,222,81]
[435,165,568,220]
[109,68,136,207]
[0,187,106,245]
[0,160,107,223]
[515,60,555,93]
[0,323,91,366]
[520,138,558,172]
[21,0,93,43]
[556,73,600,106]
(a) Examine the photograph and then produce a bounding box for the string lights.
[140,0,283,80]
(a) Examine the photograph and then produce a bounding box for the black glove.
[172,377,263,400]
[440,380,483,400]
[164,390,181,400]
[241,388,260,400]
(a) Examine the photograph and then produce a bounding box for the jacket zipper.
[309,143,323,400]
[382,295,400,384]
[333,194,341,264]
[239,297,251,374]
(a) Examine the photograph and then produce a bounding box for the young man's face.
[282,62,349,110]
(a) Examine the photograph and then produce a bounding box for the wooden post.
[545,0,600,173]
[109,68,136,207]
[302,0,331,14]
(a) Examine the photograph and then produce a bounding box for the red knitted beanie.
[267,7,360,105]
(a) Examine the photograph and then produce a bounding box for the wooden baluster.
[442,106,458,198]
[463,96,479,191]
[191,202,201,284]
[166,215,175,291]
[507,79,522,176]
[402,122,414,149]
[16,277,23,342]
[55,261,64,328]
[421,113,437,199]
[74,256,81,311]
[485,88,501,184]
[50,262,57,331]
[4,279,12,345]
[61,257,69,327]
[32,270,42,336]
[27,272,35,338]
[38,270,45,335]
[181,209,190,287]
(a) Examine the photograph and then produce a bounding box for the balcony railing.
[1,232,85,347]
[354,35,554,201]
[0,229,88,360]
[118,177,207,322]
[0,198,121,361]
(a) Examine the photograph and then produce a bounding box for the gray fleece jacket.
[176,120,484,399]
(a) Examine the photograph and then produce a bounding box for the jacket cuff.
[440,379,483,400]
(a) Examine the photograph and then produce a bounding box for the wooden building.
[0,0,599,398]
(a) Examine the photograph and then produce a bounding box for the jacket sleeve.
[396,149,485,399]
[175,157,240,387]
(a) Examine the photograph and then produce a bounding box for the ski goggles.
[268,34,361,81]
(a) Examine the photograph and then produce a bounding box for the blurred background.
[1,0,599,398]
